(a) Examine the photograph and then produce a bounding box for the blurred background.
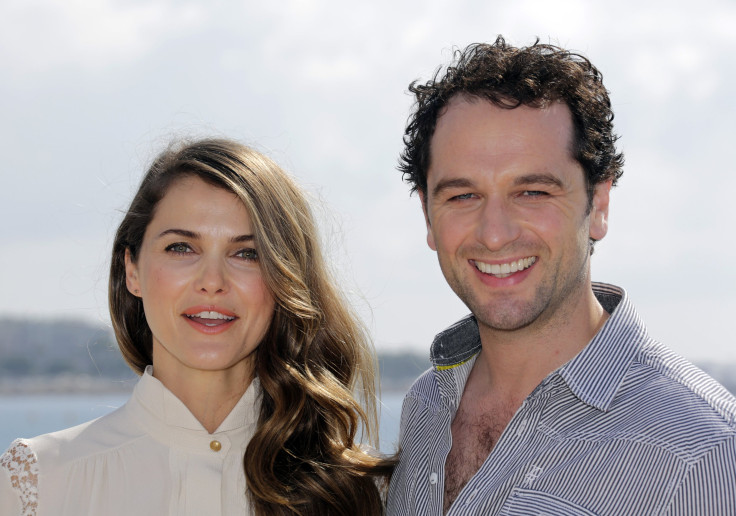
[1,0,735,448]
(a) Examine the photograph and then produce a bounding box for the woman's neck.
[151,354,254,434]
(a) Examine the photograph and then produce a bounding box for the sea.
[0,391,405,455]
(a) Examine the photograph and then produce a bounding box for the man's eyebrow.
[156,229,254,243]
[431,178,475,198]
[513,174,564,188]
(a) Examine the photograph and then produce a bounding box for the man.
[386,37,736,515]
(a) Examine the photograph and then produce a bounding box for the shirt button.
[429,472,438,485]
[210,440,222,452]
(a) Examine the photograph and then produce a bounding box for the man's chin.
[465,298,543,333]
[476,313,540,333]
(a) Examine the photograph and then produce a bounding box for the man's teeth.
[187,311,235,321]
[475,257,536,278]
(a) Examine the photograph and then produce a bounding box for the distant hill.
[0,317,733,396]
[0,317,132,377]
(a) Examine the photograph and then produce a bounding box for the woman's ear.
[124,249,141,297]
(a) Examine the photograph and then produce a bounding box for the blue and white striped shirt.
[386,283,736,515]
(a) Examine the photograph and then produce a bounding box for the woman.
[0,139,394,515]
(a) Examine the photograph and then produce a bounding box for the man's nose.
[475,198,521,251]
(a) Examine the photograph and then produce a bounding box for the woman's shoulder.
[0,401,146,515]
[2,400,143,473]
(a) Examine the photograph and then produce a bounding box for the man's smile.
[472,256,537,278]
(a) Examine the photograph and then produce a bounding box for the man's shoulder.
[634,341,736,427]
[404,366,441,409]
[606,341,736,461]
[395,314,481,414]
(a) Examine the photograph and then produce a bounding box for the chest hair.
[443,400,516,514]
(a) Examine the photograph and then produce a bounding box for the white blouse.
[0,367,259,516]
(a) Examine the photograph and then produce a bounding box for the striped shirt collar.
[430,282,649,413]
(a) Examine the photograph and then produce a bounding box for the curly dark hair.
[400,36,624,199]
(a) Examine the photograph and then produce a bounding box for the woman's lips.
[182,307,237,333]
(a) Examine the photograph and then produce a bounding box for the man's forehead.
[435,95,573,132]
[430,99,575,162]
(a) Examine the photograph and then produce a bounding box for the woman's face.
[125,175,275,381]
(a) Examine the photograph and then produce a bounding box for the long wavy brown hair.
[109,138,394,515]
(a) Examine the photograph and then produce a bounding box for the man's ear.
[418,190,437,251]
[124,249,142,297]
[589,180,612,241]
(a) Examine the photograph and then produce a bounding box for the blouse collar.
[127,366,260,452]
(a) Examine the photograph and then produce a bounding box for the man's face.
[421,97,610,334]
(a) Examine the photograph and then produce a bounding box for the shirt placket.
[447,387,547,515]
[426,402,455,515]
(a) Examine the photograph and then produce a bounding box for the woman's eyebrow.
[156,229,254,243]
[156,228,199,240]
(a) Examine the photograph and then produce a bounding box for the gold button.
[210,440,222,452]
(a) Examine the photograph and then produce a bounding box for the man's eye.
[522,190,548,197]
[165,243,192,254]
[236,248,259,261]
[451,193,474,201]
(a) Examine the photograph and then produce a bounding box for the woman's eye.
[165,243,192,254]
[236,248,259,261]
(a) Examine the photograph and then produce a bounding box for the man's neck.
[474,284,609,403]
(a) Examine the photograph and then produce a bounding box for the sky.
[1,0,735,363]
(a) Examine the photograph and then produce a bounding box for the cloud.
[0,0,206,74]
